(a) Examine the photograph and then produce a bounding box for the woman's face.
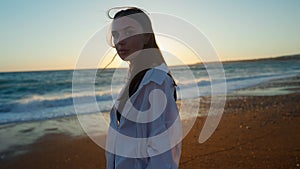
[111,16,147,60]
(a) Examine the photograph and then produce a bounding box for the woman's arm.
[135,79,181,169]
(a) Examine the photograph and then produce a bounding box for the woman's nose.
[118,38,125,45]
[115,37,127,46]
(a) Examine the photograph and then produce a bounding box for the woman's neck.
[127,48,164,79]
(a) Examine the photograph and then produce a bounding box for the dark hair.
[106,7,176,115]
[111,7,159,49]
[102,7,164,72]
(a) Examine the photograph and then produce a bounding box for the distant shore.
[1,75,300,169]
[1,53,299,73]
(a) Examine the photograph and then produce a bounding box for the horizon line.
[1,53,299,73]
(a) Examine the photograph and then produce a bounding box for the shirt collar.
[154,63,169,73]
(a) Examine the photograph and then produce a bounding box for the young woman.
[105,7,182,169]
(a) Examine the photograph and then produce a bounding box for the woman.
[105,7,182,169]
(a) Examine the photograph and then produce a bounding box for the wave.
[0,92,116,114]
[2,72,296,114]
[1,60,299,125]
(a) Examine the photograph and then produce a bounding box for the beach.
[1,75,300,169]
[181,93,300,168]
[1,0,300,167]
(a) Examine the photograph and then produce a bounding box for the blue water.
[0,59,299,125]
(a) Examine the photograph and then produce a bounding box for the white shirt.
[106,63,182,169]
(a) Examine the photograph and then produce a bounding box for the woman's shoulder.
[141,63,172,86]
[131,64,177,100]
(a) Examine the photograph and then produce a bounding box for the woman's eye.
[125,30,134,36]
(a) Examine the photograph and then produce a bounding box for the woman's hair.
[103,7,165,71]
[107,7,159,49]
[105,7,175,113]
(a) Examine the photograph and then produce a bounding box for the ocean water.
[0,59,300,125]
[0,58,300,156]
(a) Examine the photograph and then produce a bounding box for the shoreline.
[1,75,300,168]
[1,92,299,168]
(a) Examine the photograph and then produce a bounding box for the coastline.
[1,76,300,168]
[1,93,299,169]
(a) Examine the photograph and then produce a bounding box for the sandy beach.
[1,76,300,169]
[181,93,300,169]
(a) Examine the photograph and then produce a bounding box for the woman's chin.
[117,53,129,60]
[118,50,141,61]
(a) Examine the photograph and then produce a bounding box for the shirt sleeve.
[134,77,182,169]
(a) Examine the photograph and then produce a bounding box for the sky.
[1,0,300,72]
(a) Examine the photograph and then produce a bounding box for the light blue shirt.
[106,64,182,169]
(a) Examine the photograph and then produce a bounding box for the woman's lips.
[118,49,130,56]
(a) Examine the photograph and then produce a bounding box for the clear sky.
[1,0,300,72]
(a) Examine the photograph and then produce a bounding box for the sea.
[0,57,299,156]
